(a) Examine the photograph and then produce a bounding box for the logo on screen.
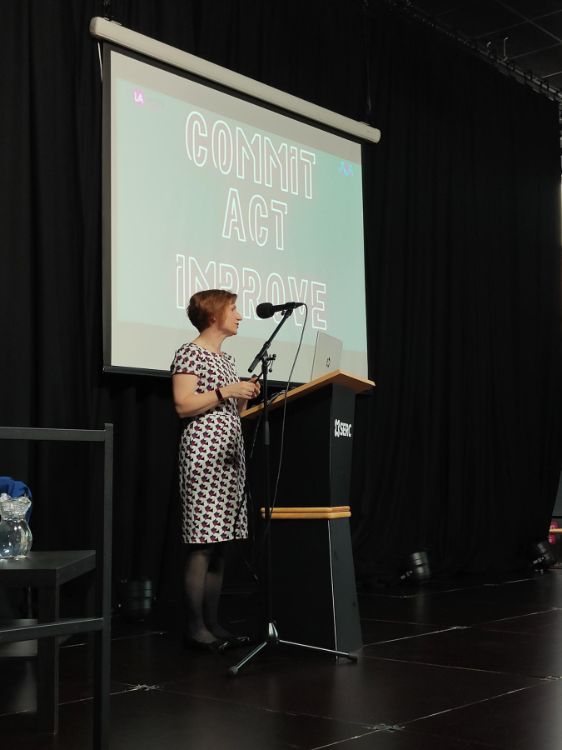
[339,161,353,177]
[133,90,145,105]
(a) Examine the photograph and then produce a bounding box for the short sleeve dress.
[171,342,247,545]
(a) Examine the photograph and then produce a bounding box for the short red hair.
[187,289,237,332]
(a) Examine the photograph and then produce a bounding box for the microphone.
[256,301,304,319]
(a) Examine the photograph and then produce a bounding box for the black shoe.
[225,634,254,648]
[182,634,229,653]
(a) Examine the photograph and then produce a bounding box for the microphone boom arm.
[248,308,293,374]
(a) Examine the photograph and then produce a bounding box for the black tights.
[183,543,231,642]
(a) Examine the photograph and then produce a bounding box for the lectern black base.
[270,516,363,652]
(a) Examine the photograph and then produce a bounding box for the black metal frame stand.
[228,317,357,676]
[0,425,113,749]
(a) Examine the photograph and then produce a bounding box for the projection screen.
[100,27,376,382]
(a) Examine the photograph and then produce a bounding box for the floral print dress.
[171,343,247,544]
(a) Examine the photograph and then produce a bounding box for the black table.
[0,550,98,733]
[0,423,113,750]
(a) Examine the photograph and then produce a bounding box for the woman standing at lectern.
[171,290,260,651]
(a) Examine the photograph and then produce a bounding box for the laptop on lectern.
[310,332,343,380]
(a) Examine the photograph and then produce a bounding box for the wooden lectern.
[243,370,374,652]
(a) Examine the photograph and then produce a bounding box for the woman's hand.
[224,380,260,400]
[252,378,261,400]
[224,378,260,414]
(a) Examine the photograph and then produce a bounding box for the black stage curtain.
[354,5,562,579]
[0,0,560,599]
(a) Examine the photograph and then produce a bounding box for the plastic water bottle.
[0,493,33,560]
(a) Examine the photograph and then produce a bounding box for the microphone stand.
[228,310,357,676]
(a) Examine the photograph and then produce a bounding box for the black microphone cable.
[234,368,270,580]
[260,304,309,549]
[241,305,309,574]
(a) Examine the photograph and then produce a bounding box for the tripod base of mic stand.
[227,621,358,676]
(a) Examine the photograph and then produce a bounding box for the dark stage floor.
[3,570,562,749]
